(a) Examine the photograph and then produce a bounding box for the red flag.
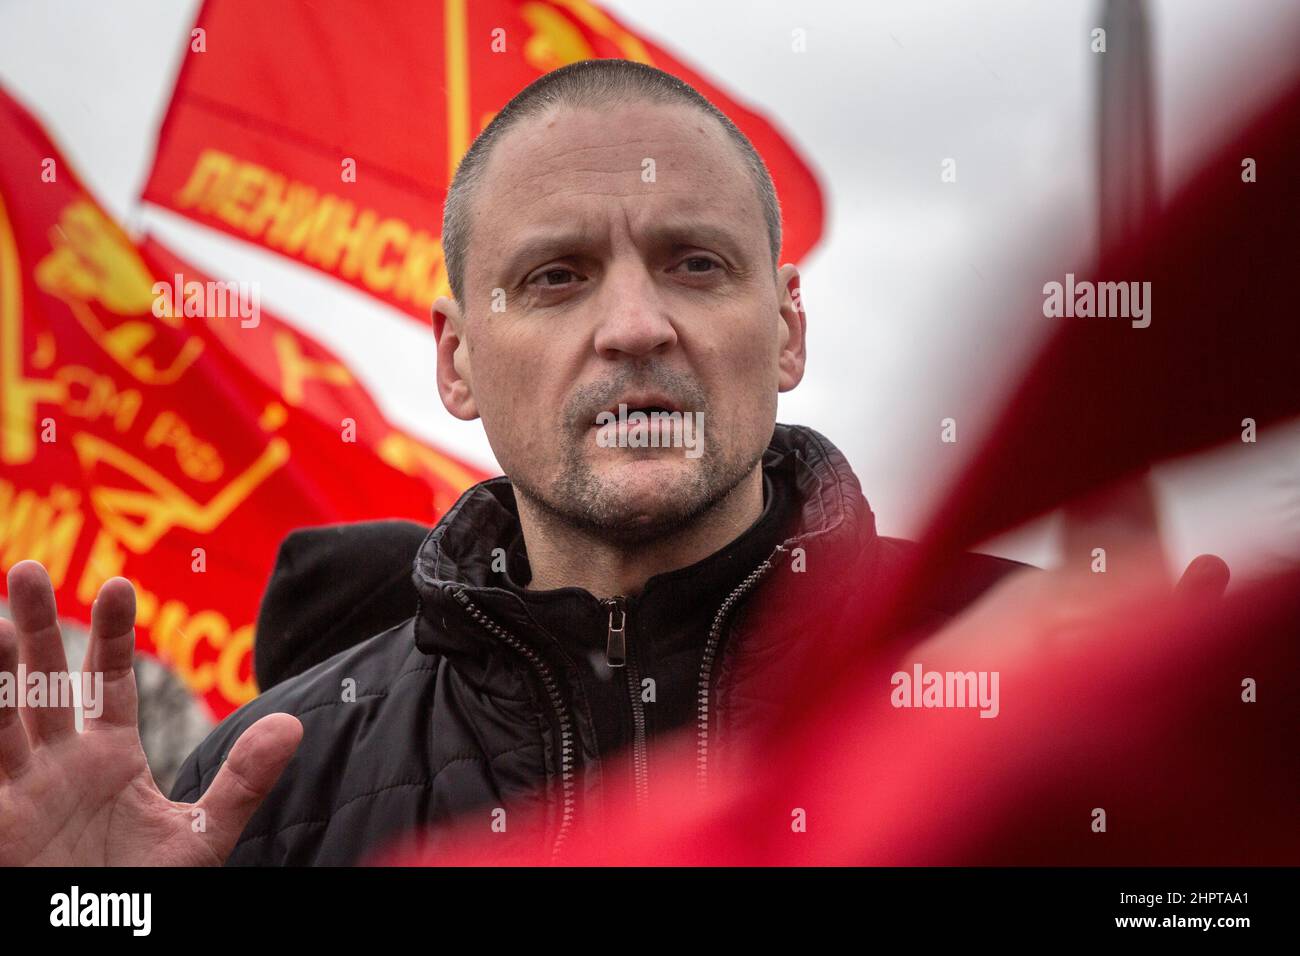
[380,562,1300,866]
[0,87,488,719]
[140,0,825,323]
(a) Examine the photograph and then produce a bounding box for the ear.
[775,263,807,392]
[432,295,479,421]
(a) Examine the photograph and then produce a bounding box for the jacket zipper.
[695,543,787,795]
[602,596,650,810]
[452,589,576,862]
[452,540,785,851]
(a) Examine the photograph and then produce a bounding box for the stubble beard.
[513,436,764,548]
[508,360,767,546]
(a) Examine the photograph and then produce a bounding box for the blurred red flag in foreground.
[0,87,487,719]
[382,73,1300,866]
[141,0,825,324]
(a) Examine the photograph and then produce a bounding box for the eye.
[671,256,721,275]
[528,267,583,288]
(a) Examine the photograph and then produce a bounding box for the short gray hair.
[441,58,783,305]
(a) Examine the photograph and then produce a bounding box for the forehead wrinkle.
[480,167,747,250]
[493,144,734,202]
[487,141,755,222]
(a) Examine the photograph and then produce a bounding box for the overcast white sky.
[1,0,1297,574]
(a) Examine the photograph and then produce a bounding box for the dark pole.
[1062,0,1162,568]
[1097,0,1158,254]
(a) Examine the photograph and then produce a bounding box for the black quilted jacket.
[170,424,1026,864]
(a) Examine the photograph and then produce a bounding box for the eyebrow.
[497,219,749,280]
[498,232,593,281]
[644,221,749,261]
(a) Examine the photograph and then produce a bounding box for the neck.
[515,468,765,598]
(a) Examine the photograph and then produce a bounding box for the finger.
[194,714,303,860]
[0,618,33,779]
[6,561,76,744]
[1061,474,1168,583]
[82,577,139,729]
[1175,553,1231,601]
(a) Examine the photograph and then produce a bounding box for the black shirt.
[497,453,800,779]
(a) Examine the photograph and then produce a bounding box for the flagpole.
[1062,0,1162,569]
[1097,0,1158,252]
[445,0,471,183]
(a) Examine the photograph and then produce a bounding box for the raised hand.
[0,561,301,866]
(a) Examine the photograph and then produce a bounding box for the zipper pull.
[603,597,627,668]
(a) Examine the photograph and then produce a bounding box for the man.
[0,60,1026,866]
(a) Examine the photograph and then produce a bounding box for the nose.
[592,260,678,359]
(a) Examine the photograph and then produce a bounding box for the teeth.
[598,402,677,417]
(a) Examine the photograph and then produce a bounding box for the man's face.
[434,100,805,543]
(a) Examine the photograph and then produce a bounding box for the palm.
[0,561,300,867]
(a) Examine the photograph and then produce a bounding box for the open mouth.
[597,394,682,420]
[588,394,706,458]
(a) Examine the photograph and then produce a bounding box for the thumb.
[1174,553,1231,601]
[194,713,303,861]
